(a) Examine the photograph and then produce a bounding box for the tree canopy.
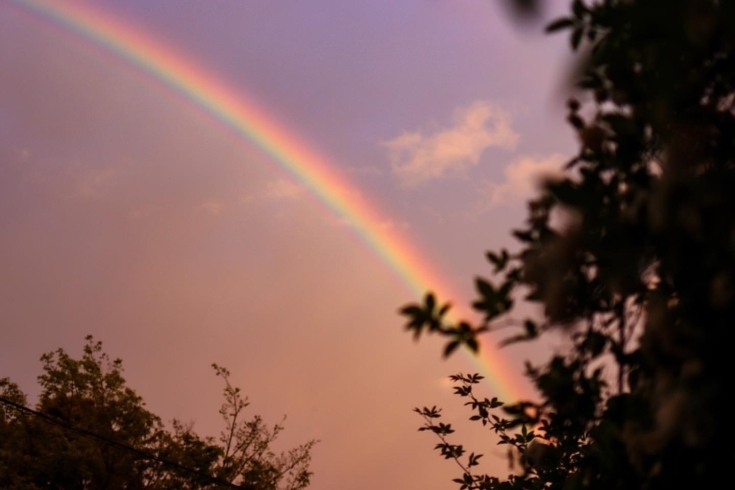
[402,1,735,489]
[0,336,316,490]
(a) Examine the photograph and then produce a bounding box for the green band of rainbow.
[10,0,528,402]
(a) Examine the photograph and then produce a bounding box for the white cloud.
[382,101,519,186]
[480,153,566,211]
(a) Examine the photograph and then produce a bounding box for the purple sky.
[0,1,577,488]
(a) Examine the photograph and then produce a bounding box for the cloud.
[479,153,566,211]
[198,200,226,216]
[262,178,304,200]
[344,165,384,176]
[382,101,519,186]
[239,178,303,204]
[73,165,122,200]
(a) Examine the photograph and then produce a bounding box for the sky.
[0,1,576,488]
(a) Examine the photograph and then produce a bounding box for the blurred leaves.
[405,0,735,489]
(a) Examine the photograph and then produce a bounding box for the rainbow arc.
[10,0,529,402]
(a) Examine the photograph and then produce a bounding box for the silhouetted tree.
[402,1,735,489]
[0,336,315,490]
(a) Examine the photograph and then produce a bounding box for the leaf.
[572,0,587,17]
[486,249,510,272]
[571,27,584,50]
[512,229,534,243]
[424,293,436,312]
[476,277,495,298]
[465,337,479,354]
[546,17,574,33]
[438,303,452,317]
[473,278,510,320]
[399,305,423,317]
[443,341,460,359]
[499,334,527,347]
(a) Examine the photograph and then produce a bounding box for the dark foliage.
[0,337,315,490]
[402,1,735,488]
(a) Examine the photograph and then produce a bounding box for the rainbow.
[9,0,529,401]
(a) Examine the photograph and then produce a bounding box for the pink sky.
[0,1,576,488]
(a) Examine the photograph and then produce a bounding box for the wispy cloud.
[382,101,519,186]
[73,165,122,200]
[344,165,384,176]
[239,178,305,210]
[198,199,226,216]
[478,153,566,211]
[261,178,304,200]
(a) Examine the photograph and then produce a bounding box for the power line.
[0,396,254,490]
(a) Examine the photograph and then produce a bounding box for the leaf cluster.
[402,1,735,489]
[0,336,316,490]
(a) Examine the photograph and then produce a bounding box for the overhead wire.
[0,396,253,490]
